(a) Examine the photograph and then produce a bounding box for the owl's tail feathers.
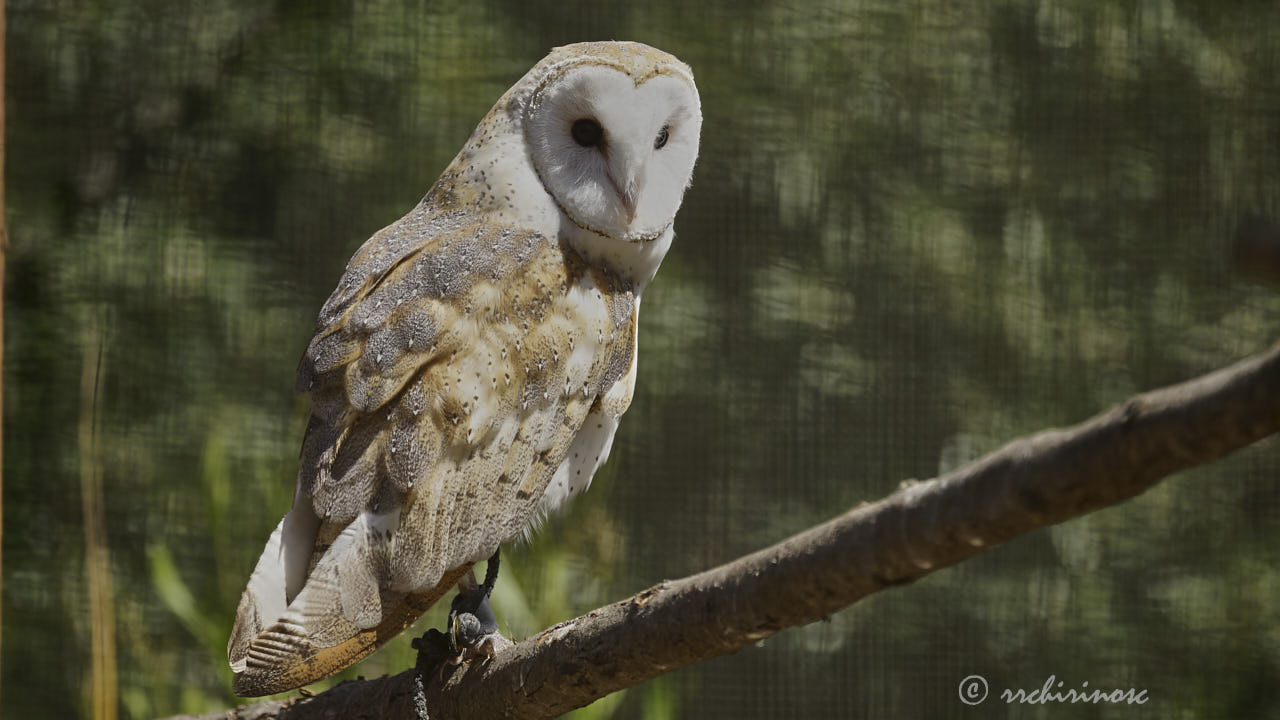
[227,500,320,676]
[227,509,470,697]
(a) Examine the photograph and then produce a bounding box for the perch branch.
[166,336,1280,719]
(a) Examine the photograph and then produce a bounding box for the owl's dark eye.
[654,125,670,150]
[571,118,603,148]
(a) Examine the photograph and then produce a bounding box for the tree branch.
[168,339,1280,720]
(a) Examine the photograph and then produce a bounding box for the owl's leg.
[447,549,509,659]
[411,551,507,720]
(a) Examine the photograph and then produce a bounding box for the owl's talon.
[452,612,487,653]
[443,549,510,662]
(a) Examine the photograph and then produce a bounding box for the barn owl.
[227,41,702,696]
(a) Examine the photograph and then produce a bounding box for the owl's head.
[523,42,702,244]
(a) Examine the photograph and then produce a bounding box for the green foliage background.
[6,0,1280,718]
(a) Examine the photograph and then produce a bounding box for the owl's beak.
[620,187,639,224]
[605,171,639,225]
[607,152,645,225]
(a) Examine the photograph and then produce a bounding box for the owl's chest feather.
[537,304,638,517]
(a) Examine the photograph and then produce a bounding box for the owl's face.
[525,60,702,243]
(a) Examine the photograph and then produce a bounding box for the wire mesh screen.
[7,0,1280,718]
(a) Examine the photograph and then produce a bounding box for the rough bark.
[164,338,1280,720]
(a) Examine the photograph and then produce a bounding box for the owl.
[227,42,702,696]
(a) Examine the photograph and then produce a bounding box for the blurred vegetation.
[6,0,1280,718]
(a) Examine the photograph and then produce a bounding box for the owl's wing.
[227,210,637,696]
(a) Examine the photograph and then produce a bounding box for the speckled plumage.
[228,41,701,696]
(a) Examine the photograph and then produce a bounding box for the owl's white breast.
[445,98,668,519]
[535,276,641,518]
